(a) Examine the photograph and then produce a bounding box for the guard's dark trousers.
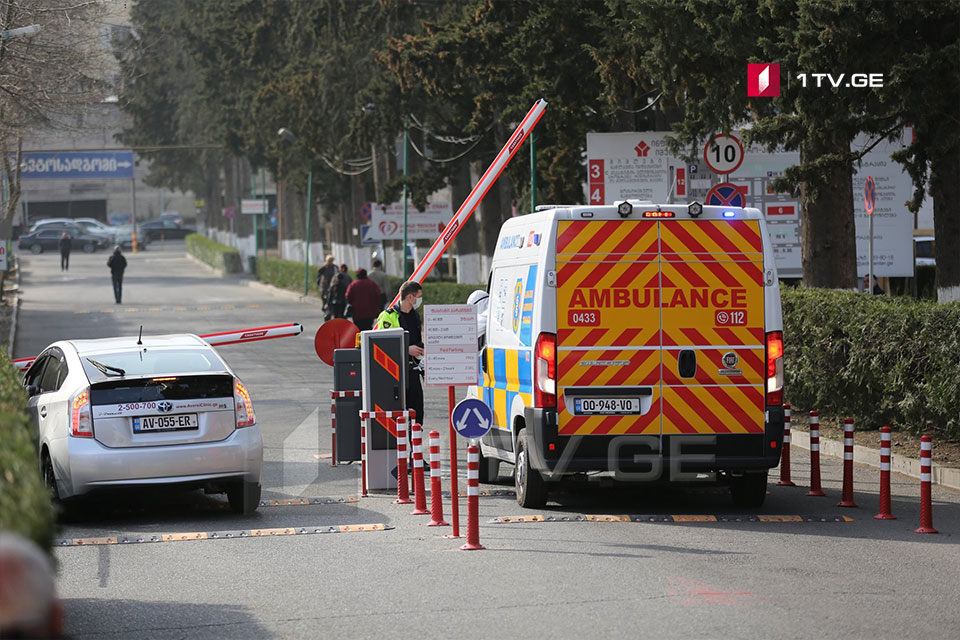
[112,274,123,304]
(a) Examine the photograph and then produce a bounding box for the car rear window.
[81,348,226,381]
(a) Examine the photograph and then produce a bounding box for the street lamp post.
[278,127,313,296]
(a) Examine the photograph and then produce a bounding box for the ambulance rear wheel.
[515,430,547,508]
[478,448,499,483]
[730,471,768,508]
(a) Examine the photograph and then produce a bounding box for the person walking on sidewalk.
[58,233,71,271]
[368,258,389,310]
[345,269,382,331]
[107,245,127,304]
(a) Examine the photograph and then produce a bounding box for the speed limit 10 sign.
[703,134,744,175]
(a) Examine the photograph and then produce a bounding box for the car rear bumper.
[56,425,262,498]
[525,406,784,478]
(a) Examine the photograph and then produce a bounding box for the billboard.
[362,198,453,241]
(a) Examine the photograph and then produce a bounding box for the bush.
[782,288,960,439]
[0,349,56,554]
[185,234,243,273]
[257,257,322,297]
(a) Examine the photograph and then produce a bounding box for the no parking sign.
[706,182,747,208]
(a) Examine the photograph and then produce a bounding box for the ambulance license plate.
[133,413,199,432]
[574,398,641,415]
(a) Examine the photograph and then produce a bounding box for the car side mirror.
[480,346,488,374]
[26,384,40,397]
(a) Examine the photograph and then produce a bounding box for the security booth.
[332,348,362,463]
[360,328,408,491]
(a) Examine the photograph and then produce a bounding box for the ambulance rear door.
[556,219,662,437]
[659,217,766,445]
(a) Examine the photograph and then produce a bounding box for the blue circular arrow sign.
[452,398,493,439]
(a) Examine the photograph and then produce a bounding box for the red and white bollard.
[777,403,795,486]
[914,435,938,534]
[807,410,826,497]
[460,444,485,551]
[330,391,337,467]
[410,423,428,515]
[874,426,896,520]
[360,420,367,497]
[394,416,411,504]
[427,430,449,527]
[837,418,858,507]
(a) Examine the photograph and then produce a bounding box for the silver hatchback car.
[23,334,263,513]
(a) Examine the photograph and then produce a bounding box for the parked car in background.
[914,235,935,267]
[30,218,117,246]
[22,333,263,514]
[140,218,196,240]
[159,211,184,226]
[112,224,152,250]
[18,227,106,254]
[107,212,134,226]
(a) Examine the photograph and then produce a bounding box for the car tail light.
[234,379,256,427]
[534,332,557,408]
[71,388,93,437]
[766,331,784,406]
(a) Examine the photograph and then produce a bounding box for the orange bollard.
[410,422,428,515]
[360,420,367,497]
[914,435,938,534]
[460,445,485,550]
[777,403,795,486]
[806,410,826,497]
[427,431,449,527]
[874,426,896,520]
[837,418,858,507]
[394,416,411,504]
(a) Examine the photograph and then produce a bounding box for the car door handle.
[39,405,47,419]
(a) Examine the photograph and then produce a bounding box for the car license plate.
[133,413,199,432]
[574,398,641,415]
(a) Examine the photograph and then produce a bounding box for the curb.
[186,252,324,308]
[790,428,960,491]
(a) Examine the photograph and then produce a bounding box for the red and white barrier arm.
[10,322,304,373]
[387,98,548,308]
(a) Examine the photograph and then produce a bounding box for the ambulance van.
[471,201,785,508]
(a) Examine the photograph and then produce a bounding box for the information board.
[423,305,478,386]
[17,151,135,180]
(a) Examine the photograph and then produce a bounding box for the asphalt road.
[12,242,960,639]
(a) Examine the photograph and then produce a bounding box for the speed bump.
[259,497,360,508]
[56,523,392,547]
[489,514,855,525]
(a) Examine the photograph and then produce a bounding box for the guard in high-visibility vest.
[376,281,424,425]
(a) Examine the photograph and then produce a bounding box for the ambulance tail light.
[70,387,93,437]
[766,331,784,406]
[234,379,256,427]
[534,332,557,408]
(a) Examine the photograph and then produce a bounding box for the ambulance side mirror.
[480,347,488,373]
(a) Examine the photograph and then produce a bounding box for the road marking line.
[55,522,392,547]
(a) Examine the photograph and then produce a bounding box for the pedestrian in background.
[316,254,337,303]
[345,269,382,331]
[368,258,389,310]
[58,232,71,271]
[107,245,127,304]
[0,531,65,639]
[326,267,350,319]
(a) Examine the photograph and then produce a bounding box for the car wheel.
[227,481,261,515]
[730,470,768,508]
[477,447,499,484]
[30,244,43,254]
[42,453,60,502]
[515,430,547,508]
[82,242,96,254]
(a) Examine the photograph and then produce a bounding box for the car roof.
[65,333,212,356]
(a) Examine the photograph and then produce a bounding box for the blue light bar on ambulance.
[642,210,675,218]
[723,210,736,218]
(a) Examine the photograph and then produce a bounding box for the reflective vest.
[375,306,401,330]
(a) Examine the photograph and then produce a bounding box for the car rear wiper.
[86,357,126,377]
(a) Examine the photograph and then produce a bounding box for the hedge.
[782,288,960,439]
[0,349,56,554]
[185,234,243,273]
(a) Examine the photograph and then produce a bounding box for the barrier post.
[837,418,858,507]
[360,420,367,497]
[330,390,337,467]
[394,415,411,504]
[874,426,896,520]
[460,444,485,551]
[914,435,938,534]
[448,386,460,537]
[428,430,449,527]
[806,410,826,496]
[777,403,795,486]
[410,422,428,515]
